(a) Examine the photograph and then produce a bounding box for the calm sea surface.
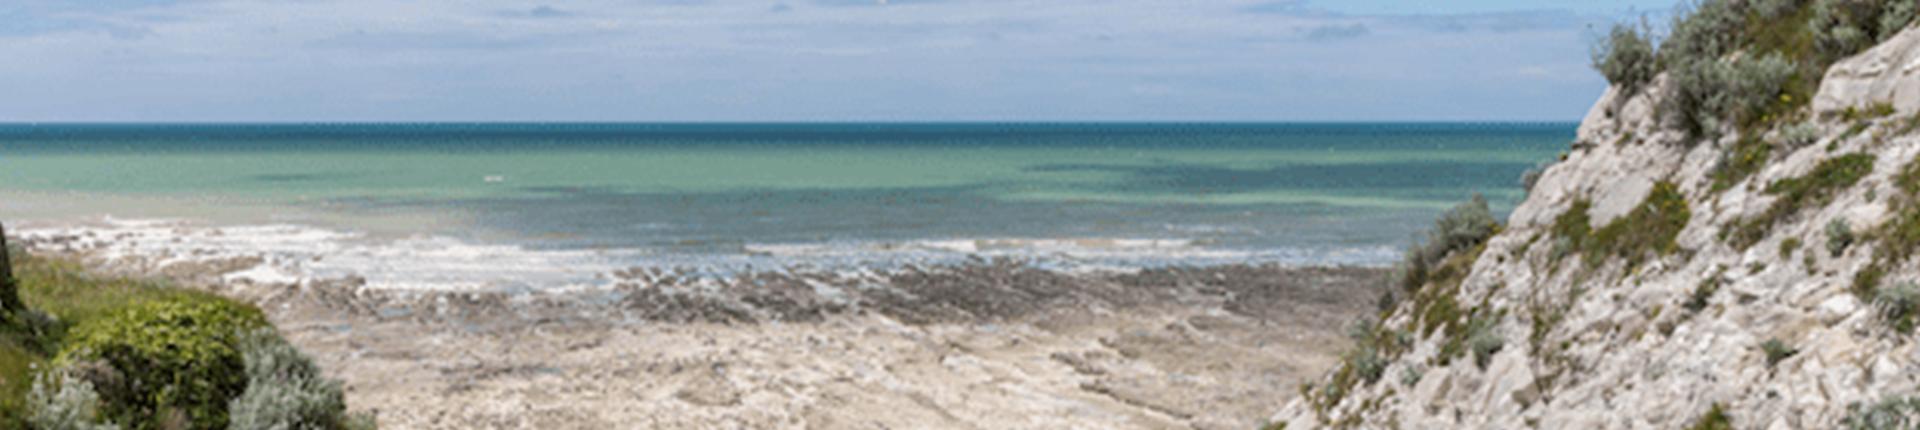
[0,123,1570,277]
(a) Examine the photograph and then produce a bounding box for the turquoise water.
[0,123,1569,268]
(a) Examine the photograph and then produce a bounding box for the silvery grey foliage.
[1844,396,1920,430]
[27,371,119,430]
[227,329,356,430]
[1776,121,1824,149]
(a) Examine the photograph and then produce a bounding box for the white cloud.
[0,0,1620,121]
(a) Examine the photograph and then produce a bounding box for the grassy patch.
[1550,183,1692,273]
[1573,182,1693,271]
[1729,154,1875,249]
[1688,403,1735,430]
[1713,136,1773,191]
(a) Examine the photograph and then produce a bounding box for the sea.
[0,123,1571,290]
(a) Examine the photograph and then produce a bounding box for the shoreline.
[13,223,1389,429]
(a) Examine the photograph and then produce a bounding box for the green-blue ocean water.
[0,123,1569,268]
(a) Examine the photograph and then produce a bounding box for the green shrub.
[1549,184,1692,272]
[1814,0,1879,62]
[1843,396,1920,429]
[1780,237,1803,258]
[1661,0,1746,68]
[229,329,364,430]
[1669,53,1799,135]
[1399,195,1499,292]
[1685,275,1722,313]
[1829,219,1856,257]
[1689,403,1735,430]
[1875,282,1920,332]
[1730,153,1876,249]
[55,298,267,430]
[1593,20,1658,94]
[1760,338,1798,367]
[1883,1,1917,38]
[1813,0,1920,63]
[1437,314,1501,369]
[1586,181,1693,270]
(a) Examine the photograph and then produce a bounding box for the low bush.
[1667,52,1798,136]
[1661,0,1745,69]
[0,249,369,430]
[1399,195,1499,292]
[1761,338,1798,367]
[1688,403,1735,430]
[1829,219,1857,256]
[1593,21,1658,94]
[229,329,369,430]
[55,298,267,429]
[26,371,113,430]
[1685,269,1727,315]
[1776,121,1824,148]
[1875,282,1920,332]
[1467,321,1505,369]
[1813,0,1920,63]
[1843,395,1920,429]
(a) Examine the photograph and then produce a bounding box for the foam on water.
[14,218,1395,291]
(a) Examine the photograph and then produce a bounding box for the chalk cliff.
[1274,24,1920,430]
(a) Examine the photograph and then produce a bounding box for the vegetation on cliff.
[0,227,368,430]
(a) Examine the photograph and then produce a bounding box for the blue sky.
[0,1,1673,122]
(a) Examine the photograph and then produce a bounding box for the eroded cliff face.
[1274,26,1920,430]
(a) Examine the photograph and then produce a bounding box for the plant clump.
[1761,338,1798,367]
[1688,403,1735,430]
[1729,153,1875,249]
[1829,219,1857,256]
[228,329,371,430]
[1553,182,1692,272]
[1875,282,1920,333]
[51,298,267,429]
[1399,195,1499,293]
[1842,395,1920,430]
[1593,20,1659,95]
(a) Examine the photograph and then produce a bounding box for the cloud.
[0,0,1622,121]
[1239,1,1310,15]
[528,5,571,18]
[1302,23,1367,41]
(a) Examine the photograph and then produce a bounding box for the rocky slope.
[1273,25,1920,430]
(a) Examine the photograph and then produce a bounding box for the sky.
[0,0,1678,122]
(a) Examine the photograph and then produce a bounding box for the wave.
[13,217,1397,291]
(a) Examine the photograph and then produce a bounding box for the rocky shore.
[15,232,1385,429]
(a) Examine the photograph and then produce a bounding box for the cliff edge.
[1274,9,1920,430]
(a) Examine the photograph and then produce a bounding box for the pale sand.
[22,236,1384,429]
